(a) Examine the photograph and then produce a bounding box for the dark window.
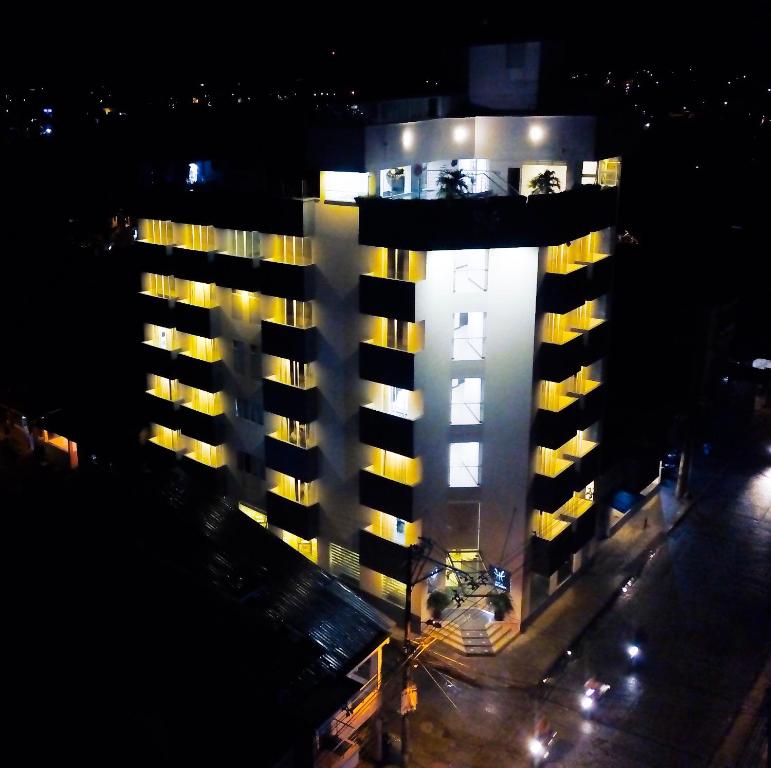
[505,44,526,69]
[249,344,260,378]
[235,395,261,423]
[237,451,260,475]
[233,340,245,375]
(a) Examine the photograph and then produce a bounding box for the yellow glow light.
[402,129,414,150]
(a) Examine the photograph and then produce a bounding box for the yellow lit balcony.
[265,297,314,328]
[184,438,225,468]
[238,502,268,527]
[270,471,318,506]
[149,423,181,452]
[366,317,423,353]
[215,228,260,259]
[367,448,422,486]
[560,429,598,461]
[546,231,607,274]
[535,446,573,478]
[176,279,217,309]
[570,365,602,396]
[538,378,578,412]
[266,357,314,389]
[138,218,173,246]
[532,510,570,540]
[141,272,176,299]
[368,247,425,282]
[147,374,179,402]
[179,334,221,362]
[567,299,605,332]
[555,491,594,521]
[269,417,315,448]
[267,234,312,265]
[366,512,421,547]
[280,531,318,563]
[542,301,605,344]
[172,222,216,251]
[179,385,224,416]
[143,324,178,352]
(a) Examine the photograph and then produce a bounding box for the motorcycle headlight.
[528,738,545,757]
[580,695,594,710]
[627,644,640,658]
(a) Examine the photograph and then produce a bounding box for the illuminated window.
[180,280,216,308]
[216,229,260,258]
[182,334,220,362]
[371,449,420,485]
[273,472,316,505]
[181,386,223,416]
[382,575,406,606]
[145,324,176,350]
[598,157,621,186]
[281,531,318,563]
[380,167,411,198]
[321,171,369,204]
[147,374,179,401]
[275,418,314,448]
[174,222,215,251]
[450,378,483,424]
[138,219,173,245]
[377,385,410,418]
[453,250,488,293]
[186,439,225,467]
[271,235,312,265]
[231,289,259,323]
[581,160,598,185]
[273,358,313,388]
[273,298,313,328]
[449,442,481,487]
[521,164,567,196]
[452,312,485,360]
[150,423,181,452]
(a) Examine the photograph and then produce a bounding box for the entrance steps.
[425,617,517,656]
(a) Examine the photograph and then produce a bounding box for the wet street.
[382,411,771,767]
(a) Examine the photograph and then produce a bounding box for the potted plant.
[436,167,470,199]
[529,170,561,195]
[488,592,514,621]
[386,167,405,196]
[427,588,452,620]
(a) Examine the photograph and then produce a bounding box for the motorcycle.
[626,628,647,668]
[528,730,557,766]
[580,679,611,718]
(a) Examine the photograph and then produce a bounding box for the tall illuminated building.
[135,42,621,631]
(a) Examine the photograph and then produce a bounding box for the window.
[249,344,260,378]
[235,396,260,423]
[381,385,410,418]
[232,341,245,374]
[581,160,598,185]
[453,251,488,293]
[452,312,485,360]
[450,378,483,424]
[143,272,175,299]
[321,171,369,204]
[146,324,175,350]
[449,442,481,487]
[237,451,260,475]
[381,575,406,607]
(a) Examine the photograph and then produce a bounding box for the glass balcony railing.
[532,511,571,540]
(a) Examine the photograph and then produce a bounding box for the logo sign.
[489,565,511,593]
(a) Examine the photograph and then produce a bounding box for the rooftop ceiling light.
[402,128,414,150]
[453,125,468,143]
[528,124,546,144]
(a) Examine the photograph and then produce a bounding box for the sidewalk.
[423,473,718,689]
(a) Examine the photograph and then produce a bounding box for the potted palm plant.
[436,167,470,199]
[386,167,405,196]
[488,592,514,621]
[529,170,561,195]
[427,588,452,620]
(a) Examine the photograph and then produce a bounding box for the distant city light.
[187,163,200,185]
[43,107,52,114]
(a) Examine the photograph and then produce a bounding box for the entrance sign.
[488,565,511,592]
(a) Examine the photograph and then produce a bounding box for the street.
[380,411,771,767]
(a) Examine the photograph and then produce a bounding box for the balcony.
[359,527,411,583]
[531,462,578,513]
[137,292,173,327]
[174,301,219,338]
[265,434,319,482]
[537,335,583,382]
[176,354,224,392]
[585,256,613,301]
[181,452,227,486]
[172,247,216,283]
[532,399,581,450]
[573,445,601,490]
[576,384,604,430]
[581,321,610,366]
[571,505,598,552]
[359,405,416,458]
[135,241,173,275]
[263,377,319,422]
[265,490,320,540]
[530,518,574,576]
[359,274,416,323]
[143,391,178,428]
[359,342,415,390]
[177,405,227,445]
[356,187,618,250]
[260,259,315,301]
[140,341,177,379]
[215,251,260,291]
[538,269,588,315]
[359,468,417,522]
[262,320,318,363]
